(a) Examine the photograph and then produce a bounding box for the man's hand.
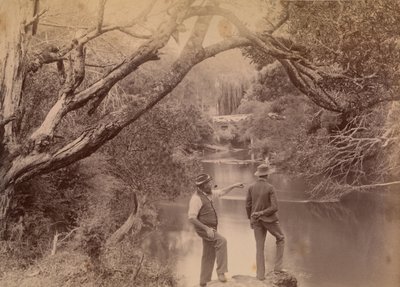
[218,182,245,197]
[234,182,245,189]
[206,227,215,239]
[251,211,263,219]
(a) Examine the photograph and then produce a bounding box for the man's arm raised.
[214,182,244,197]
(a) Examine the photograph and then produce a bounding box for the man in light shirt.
[188,173,244,287]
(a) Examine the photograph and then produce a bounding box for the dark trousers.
[200,231,228,285]
[253,220,285,279]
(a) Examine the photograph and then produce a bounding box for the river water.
[146,151,400,287]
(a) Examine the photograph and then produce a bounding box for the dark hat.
[254,164,271,176]
[195,173,212,186]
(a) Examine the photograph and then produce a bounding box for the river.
[145,150,400,287]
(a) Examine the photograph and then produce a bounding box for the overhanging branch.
[6,35,249,188]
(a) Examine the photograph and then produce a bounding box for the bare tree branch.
[25,8,48,29]
[85,62,117,68]
[117,28,152,40]
[62,43,86,94]
[133,252,145,281]
[97,0,107,33]
[28,0,158,73]
[0,115,16,128]
[352,181,400,189]
[38,22,89,29]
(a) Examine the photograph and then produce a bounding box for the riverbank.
[203,272,297,287]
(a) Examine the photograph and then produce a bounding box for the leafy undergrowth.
[0,247,177,287]
[0,153,179,287]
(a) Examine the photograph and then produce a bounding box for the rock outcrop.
[203,271,297,287]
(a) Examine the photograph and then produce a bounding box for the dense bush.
[2,163,87,264]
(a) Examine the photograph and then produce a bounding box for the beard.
[204,189,212,195]
[202,185,212,194]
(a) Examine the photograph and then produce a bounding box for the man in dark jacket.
[188,173,244,287]
[246,164,285,280]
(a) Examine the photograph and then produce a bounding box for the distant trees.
[217,80,245,115]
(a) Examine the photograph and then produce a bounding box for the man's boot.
[218,273,227,282]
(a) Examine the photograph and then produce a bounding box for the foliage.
[236,100,270,115]
[238,93,395,199]
[213,124,238,144]
[69,100,207,284]
[242,61,302,102]
[120,49,254,116]
[242,1,400,117]
[83,100,208,250]
[270,96,295,114]
[217,80,246,115]
[80,225,105,267]
[0,248,178,287]
[237,0,400,198]
[382,102,400,180]
[103,101,206,201]
[291,107,391,198]
[1,150,182,285]
[237,94,312,163]
[288,0,400,107]
[1,163,87,264]
[19,67,62,139]
[287,0,400,78]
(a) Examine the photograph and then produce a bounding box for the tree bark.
[0,1,30,145]
[0,1,32,225]
[0,186,14,220]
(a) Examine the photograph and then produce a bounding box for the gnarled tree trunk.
[0,1,32,223]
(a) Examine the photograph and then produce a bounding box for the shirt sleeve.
[188,194,203,219]
[211,189,222,198]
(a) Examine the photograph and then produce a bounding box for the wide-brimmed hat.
[195,173,212,186]
[254,164,272,176]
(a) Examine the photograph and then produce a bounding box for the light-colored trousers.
[253,220,285,279]
[199,231,228,285]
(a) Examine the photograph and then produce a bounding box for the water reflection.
[146,151,400,287]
